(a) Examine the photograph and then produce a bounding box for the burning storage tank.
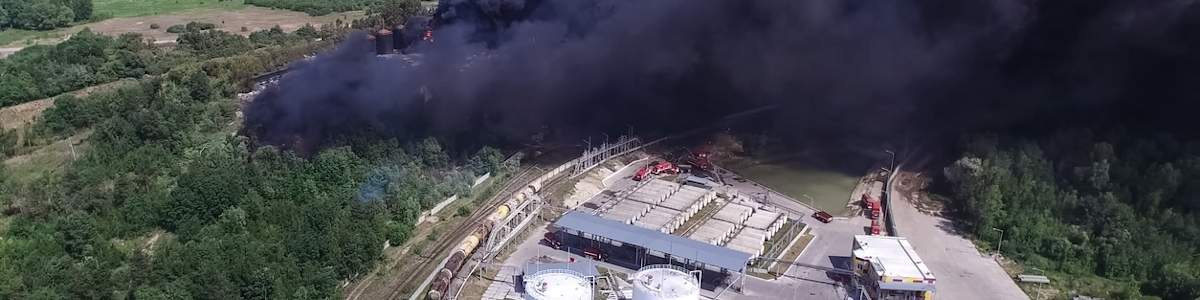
[392,24,406,50]
[631,265,701,300]
[523,269,593,300]
[375,29,394,55]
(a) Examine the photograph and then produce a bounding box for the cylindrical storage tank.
[365,34,377,53]
[375,29,393,55]
[392,25,406,50]
[524,269,592,300]
[632,265,700,300]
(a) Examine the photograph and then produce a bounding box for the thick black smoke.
[242,0,1200,153]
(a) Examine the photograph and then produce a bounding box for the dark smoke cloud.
[242,0,1200,153]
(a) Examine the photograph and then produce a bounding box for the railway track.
[381,167,541,300]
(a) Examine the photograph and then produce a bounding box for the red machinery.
[634,161,680,181]
[633,165,652,181]
[652,161,680,175]
[687,149,714,171]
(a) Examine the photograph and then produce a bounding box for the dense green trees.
[0,25,336,108]
[245,0,389,16]
[0,29,159,107]
[0,0,91,30]
[1,23,510,298]
[353,0,422,29]
[944,131,1200,299]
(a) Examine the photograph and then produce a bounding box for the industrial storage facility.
[553,211,752,273]
[851,235,937,300]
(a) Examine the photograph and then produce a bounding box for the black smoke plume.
[242,0,1200,153]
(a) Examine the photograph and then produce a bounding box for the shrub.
[149,23,160,29]
[165,24,187,33]
[185,22,216,32]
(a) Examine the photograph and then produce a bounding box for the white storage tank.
[632,265,701,300]
[524,269,593,300]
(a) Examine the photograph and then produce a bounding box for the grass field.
[724,157,859,215]
[95,0,249,18]
[0,29,68,47]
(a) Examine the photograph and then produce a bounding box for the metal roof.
[853,235,936,281]
[556,211,752,272]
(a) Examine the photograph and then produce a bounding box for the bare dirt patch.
[84,7,361,42]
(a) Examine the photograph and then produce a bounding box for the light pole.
[991,227,1005,257]
[884,149,896,174]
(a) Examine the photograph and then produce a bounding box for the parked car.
[812,211,834,223]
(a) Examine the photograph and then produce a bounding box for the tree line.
[245,0,389,16]
[0,0,92,31]
[943,130,1200,299]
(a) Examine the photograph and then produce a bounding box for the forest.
[0,7,501,297]
[943,130,1200,299]
[0,0,93,30]
[0,22,324,108]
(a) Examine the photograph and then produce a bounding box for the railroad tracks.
[379,167,541,300]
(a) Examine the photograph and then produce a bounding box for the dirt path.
[1,79,136,130]
[0,47,20,58]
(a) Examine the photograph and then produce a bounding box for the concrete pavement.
[890,183,1028,300]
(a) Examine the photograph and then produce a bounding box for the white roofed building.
[851,235,936,300]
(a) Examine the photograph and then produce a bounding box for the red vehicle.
[870,219,882,235]
[633,165,652,181]
[811,211,833,223]
[583,246,607,261]
[651,161,680,175]
[863,195,882,219]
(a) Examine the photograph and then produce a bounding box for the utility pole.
[991,227,1005,257]
[884,149,896,177]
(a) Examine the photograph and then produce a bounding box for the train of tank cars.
[425,180,542,300]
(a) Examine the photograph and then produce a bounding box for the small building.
[851,235,936,300]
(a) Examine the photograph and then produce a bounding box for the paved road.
[890,182,1029,300]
